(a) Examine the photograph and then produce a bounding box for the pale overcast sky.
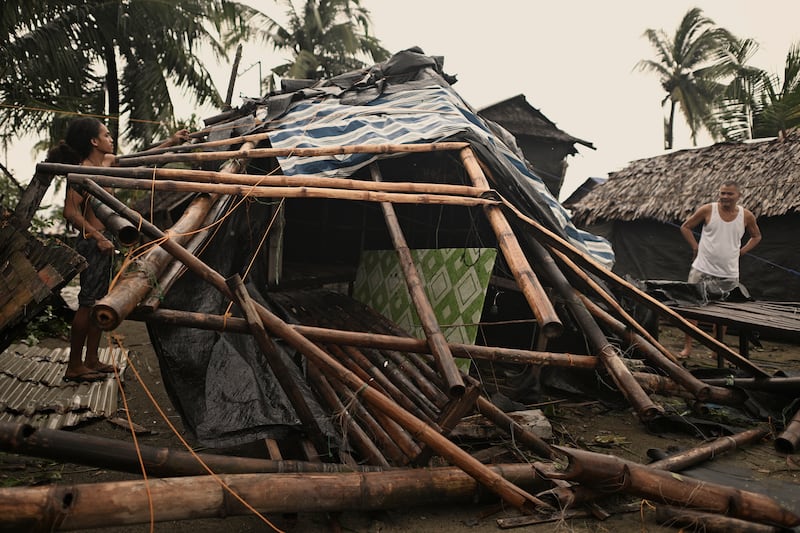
[4,1,799,202]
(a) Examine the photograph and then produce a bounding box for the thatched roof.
[570,132,800,226]
[478,94,594,151]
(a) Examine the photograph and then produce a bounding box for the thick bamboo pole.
[87,197,139,246]
[498,197,770,378]
[474,396,557,460]
[578,293,744,406]
[0,464,549,532]
[36,162,486,198]
[459,147,562,338]
[73,177,551,513]
[115,141,470,167]
[647,426,770,472]
[775,406,800,454]
[0,422,374,477]
[370,163,464,397]
[67,173,495,207]
[544,446,800,528]
[92,194,216,330]
[517,225,662,421]
[128,307,600,369]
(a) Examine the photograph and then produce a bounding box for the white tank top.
[692,203,745,278]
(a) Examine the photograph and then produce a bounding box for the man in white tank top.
[678,181,761,357]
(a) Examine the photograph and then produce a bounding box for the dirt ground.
[3,319,800,532]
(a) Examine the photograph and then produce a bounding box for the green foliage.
[22,304,71,346]
[234,0,390,86]
[0,0,252,152]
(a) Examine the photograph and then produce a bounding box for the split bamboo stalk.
[70,172,496,209]
[305,362,391,468]
[0,422,374,477]
[775,406,800,454]
[516,224,662,421]
[91,194,216,330]
[542,445,800,528]
[116,141,470,167]
[474,396,557,460]
[36,162,486,197]
[370,163,464,397]
[0,464,549,532]
[413,383,482,466]
[75,177,553,513]
[459,147,562,338]
[226,275,330,454]
[654,505,781,533]
[498,196,770,378]
[578,293,745,405]
[128,307,600,369]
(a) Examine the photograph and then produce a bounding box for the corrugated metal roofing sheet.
[0,343,126,429]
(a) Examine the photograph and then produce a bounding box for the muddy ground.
[2,319,800,532]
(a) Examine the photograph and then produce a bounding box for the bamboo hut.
[6,48,800,530]
[569,134,800,301]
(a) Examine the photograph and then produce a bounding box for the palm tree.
[709,37,764,141]
[637,8,737,149]
[236,0,390,88]
[751,43,800,139]
[0,1,249,151]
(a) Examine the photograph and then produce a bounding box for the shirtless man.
[678,181,762,357]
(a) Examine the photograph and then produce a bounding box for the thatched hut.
[478,94,594,198]
[569,133,800,301]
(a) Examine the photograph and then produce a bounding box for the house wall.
[586,216,800,302]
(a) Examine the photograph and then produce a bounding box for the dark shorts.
[76,233,113,307]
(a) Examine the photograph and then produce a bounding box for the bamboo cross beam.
[115,141,471,167]
[458,147,562,338]
[129,307,601,369]
[116,130,274,159]
[497,196,771,378]
[36,162,487,197]
[67,173,497,208]
[75,178,553,514]
[370,163,465,397]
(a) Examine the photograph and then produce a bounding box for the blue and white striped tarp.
[263,84,615,267]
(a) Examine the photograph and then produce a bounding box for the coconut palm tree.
[751,43,800,139]
[0,0,248,151]
[636,8,738,149]
[236,0,390,88]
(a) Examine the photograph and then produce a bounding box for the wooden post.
[459,147,562,338]
[370,163,464,397]
[72,177,552,513]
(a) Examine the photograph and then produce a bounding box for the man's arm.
[680,204,710,259]
[64,188,115,255]
[740,209,762,256]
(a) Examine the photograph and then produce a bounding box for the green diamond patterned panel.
[353,248,497,350]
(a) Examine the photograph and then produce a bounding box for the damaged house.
[3,48,800,530]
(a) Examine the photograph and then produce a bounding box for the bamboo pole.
[116,141,471,167]
[516,224,662,421]
[87,197,140,247]
[655,505,781,533]
[578,293,745,405]
[66,173,496,208]
[474,396,557,460]
[775,406,800,454]
[305,363,391,468]
[498,196,770,378]
[647,426,770,472]
[0,464,549,532]
[36,162,487,197]
[91,194,215,330]
[0,422,374,477]
[226,274,330,454]
[370,163,464,397]
[549,247,681,365]
[544,446,800,528]
[128,307,600,369]
[72,177,551,513]
[459,147,562,338]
